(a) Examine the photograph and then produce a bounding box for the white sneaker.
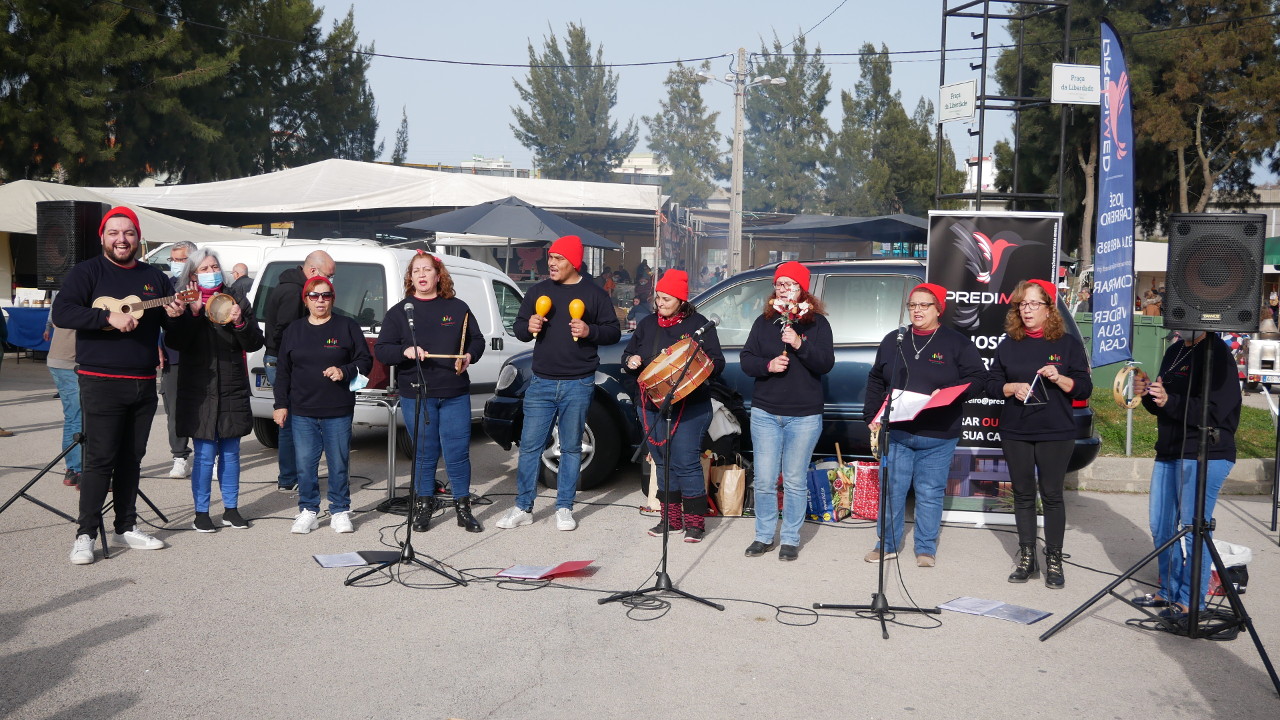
[169,457,188,478]
[555,508,577,531]
[70,534,95,565]
[330,511,354,534]
[112,526,165,550]
[495,507,533,529]
[291,509,319,534]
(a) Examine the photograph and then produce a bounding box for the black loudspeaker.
[36,200,108,290]
[1164,213,1266,332]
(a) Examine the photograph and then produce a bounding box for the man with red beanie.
[52,206,186,565]
[499,235,621,531]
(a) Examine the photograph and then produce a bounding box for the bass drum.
[636,338,714,406]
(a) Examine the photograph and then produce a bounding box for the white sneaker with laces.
[70,534,95,565]
[112,526,165,550]
[555,508,577,531]
[169,457,188,478]
[291,509,319,534]
[330,511,354,534]
[495,507,533,529]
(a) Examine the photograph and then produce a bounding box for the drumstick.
[455,313,470,375]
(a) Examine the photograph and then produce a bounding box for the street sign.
[1051,63,1100,105]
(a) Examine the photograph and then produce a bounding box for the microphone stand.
[347,305,465,587]
[600,327,723,611]
[814,326,939,638]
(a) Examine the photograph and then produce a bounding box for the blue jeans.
[292,414,353,514]
[402,395,473,498]
[48,367,82,473]
[515,375,594,511]
[192,436,241,512]
[1150,458,1234,610]
[643,399,712,500]
[265,355,296,489]
[750,408,822,547]
[878,431,960,555]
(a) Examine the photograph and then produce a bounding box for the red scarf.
[657,312,685,328]
[1025,327,1045,339]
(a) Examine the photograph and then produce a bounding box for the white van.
[241,241,530,452]
[142,236,367,284]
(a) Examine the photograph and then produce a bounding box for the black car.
[483,259,1100,490]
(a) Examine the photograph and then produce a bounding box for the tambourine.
[1112,365,1150,409]
[205,293,238,325]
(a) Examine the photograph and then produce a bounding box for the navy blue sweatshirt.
[1142,335,1240,461]
[51,254,175,377]
[863,326,987,439]
[621,312,726,410]
[273,315,372,418]
[513,276,621,379]
[985,333,1093,442]
[740,313,835,417]
[374,296,485,399]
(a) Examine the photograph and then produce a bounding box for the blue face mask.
[197,272,222,290]
[170,261,185,277]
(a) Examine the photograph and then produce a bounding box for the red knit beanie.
[98,206,141,237]
[654,269,689,302]
[548,235,584,270]
[774,261,810,293]
[910,283,948,314]
[1026,279,1057,305]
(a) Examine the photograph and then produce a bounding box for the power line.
[779,0,851,51]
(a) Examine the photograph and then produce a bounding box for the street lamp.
[699,47,786,276]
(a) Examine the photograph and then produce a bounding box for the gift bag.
[711,462,747,516]
[806,459,838,523]
[831,464,856,522]
[851,460,881,520]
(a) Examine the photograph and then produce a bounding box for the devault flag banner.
[1092,19,1136,366]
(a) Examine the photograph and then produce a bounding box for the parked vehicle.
[483,259,1101,490]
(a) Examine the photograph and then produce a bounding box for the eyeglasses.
[906,302,936,310]
[774,281,799,291]
[1018,301,1047,309]
[306,292,334,300]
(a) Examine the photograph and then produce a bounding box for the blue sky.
[315,1,1007,172]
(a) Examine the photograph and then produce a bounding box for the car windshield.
[253,261,387,328]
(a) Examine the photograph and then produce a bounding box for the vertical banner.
[1092,20,1136,366]
[927,210,1062,519]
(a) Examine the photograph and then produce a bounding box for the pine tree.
[300,6,382,163]
[742,34,831,214]
[391,107,410,165]
[643,61,726,207]
[510,23,638,181]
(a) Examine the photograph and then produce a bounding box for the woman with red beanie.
[740,262,834,561]
[622,270,725,542]
[986,279,1092,588]
[862,283,985,567]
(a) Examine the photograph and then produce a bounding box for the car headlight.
[496,363,519,392]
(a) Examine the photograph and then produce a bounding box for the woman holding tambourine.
[986,279,1092,589]
[165,247,264,533]
[621,270,724,543]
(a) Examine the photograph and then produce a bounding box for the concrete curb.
[1068,456,1276,494]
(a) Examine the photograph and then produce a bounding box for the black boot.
[1044,547,1065,589]
[455,496,483,533]
[412,496,434,533]
[1007,543,1039,583]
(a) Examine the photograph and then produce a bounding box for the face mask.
[197,272,222,290]
[170,261,185,277]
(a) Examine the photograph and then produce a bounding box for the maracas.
[568,298,585,342]
[533,295,552,338]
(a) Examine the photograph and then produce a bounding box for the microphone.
[896,325,906,343]
[403,302,414,329]
[692,314,720,338]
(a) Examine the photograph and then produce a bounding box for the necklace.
[910,328,938,360]
[1164,340,1197,375]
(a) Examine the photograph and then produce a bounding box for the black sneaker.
[277,482,297,493]
[63,469,80,487]
[779,544,799,561]
[683,527,706,543]
[222,508,249,529]
[744,541,777,557]
[647,521,681,537]
[193,512,217,533]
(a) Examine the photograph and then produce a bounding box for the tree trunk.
[1076,132,1098,291]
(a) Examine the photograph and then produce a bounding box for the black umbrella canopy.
[398,195,620,249]
[743,214,927,243]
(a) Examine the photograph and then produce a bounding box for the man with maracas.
[497,235,622,531]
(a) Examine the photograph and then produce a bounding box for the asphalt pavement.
[1,357,1278,719]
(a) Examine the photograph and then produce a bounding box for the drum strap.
[638,396,686,447]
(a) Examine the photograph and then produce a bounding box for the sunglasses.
[306,291,334,300]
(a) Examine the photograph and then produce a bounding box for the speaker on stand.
[1163,212,1266,333]
[36,201,109,291]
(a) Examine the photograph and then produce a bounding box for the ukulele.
[93,288,199,329]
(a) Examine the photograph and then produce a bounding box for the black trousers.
[1001,437,1074,549]
[160,365,190,459]
[76,374,158,537]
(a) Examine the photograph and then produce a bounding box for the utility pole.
[729,47,748,276]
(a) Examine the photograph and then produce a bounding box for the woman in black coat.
[167,248,264,533]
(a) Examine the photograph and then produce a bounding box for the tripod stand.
[1039,336,1279,695]
[814,328,939,638]
[600,329,723,611]
[346,304,466,588]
